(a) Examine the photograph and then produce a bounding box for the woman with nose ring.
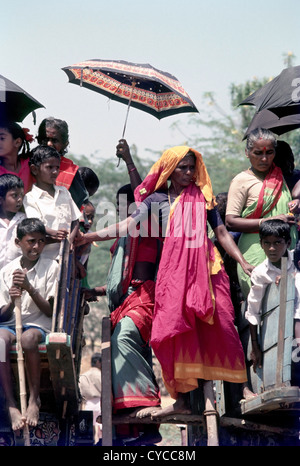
[226,127,297,299]
[76,145,254,418]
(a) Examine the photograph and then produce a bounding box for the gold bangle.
[259,218,263,226]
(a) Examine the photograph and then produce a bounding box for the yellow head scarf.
[135,145,216,209]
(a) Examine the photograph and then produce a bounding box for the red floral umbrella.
[62,59,198,136]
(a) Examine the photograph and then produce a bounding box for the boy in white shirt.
[23,145,81,260]
[246,219,300,373]
[0,174,26,268]
[0,218,59,431]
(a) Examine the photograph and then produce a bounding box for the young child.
[0,218,59,431]
[0,174,26,268]
[0,119,34,193]
[78,166,99,199]
[246,219,298,372]
[78,201,96,289]
[23,145,81,260]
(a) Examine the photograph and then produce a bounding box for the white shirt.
[0,255,59,333]
[294,272,300,320]
[23,184,81,260]
[0,212,26,269]
[246,250,300,326]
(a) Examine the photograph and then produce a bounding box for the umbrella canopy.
[62,59,198,123]
[239,65,300,118]
[243,109,300,139]
[0,74,44,122]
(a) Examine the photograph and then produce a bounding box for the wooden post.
[101,316,112,446]
[51,237,66,332]
[203,380,219,446]
[15,297,30,446]
[276,256,287,386]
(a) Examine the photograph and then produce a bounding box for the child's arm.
[45,227,69,242]
[0,285,24,322]
[0,301,14,322]
[69,220,79,246]
[12,269,53,317]
[83,286,107,301]
[0,282,24,322]
[249,322,262,373]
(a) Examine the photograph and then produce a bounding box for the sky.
[2,0,300,163]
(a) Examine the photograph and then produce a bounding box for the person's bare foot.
[26,398,40,427]
[151,398,191,420]
[242,385,257,400]
[128,406,162,419]
[8,406,26,431]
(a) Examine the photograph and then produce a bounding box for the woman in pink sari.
[0,119,34,193]
[77,145,253,417]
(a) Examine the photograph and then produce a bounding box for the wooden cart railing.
[100,316,219,447]
[213,257,300,446]
[101,257,300,447]
[5,237,88,445]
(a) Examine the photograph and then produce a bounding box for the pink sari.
[134,146,247,399]
[150,184,247,398]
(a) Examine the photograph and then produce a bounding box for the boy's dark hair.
[29,145,60,167]
[293,241,300,271]
[215,192,228,223]
[78,167,100,196]
[259,219,291,243]
[117,183,135,203]
[82,200,95,209]
[0,174,24,198]
[16,218,46,240]
[91,352,102,367]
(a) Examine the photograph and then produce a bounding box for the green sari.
[237,165,297,298]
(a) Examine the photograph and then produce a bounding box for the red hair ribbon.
[22,128,34,143]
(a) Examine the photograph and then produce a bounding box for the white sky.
[2,0,300,162]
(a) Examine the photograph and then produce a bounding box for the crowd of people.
[0,114,299,445]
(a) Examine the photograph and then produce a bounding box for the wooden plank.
[97,412,205,426]
[240,386,300,416]
[46,332,79,417]
[101,317,112,446]
[220,416,299,437]
[277,257,287,386]
[203,380,219,446]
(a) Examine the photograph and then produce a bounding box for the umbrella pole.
[15,296,30,446]
[121,80,136,139]
[117,81,136,167]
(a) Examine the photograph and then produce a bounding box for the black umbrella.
[243,109,300,139]
[0,74,44,122]
[239,65,300,118]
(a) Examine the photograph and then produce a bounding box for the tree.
[172,67,300,195]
